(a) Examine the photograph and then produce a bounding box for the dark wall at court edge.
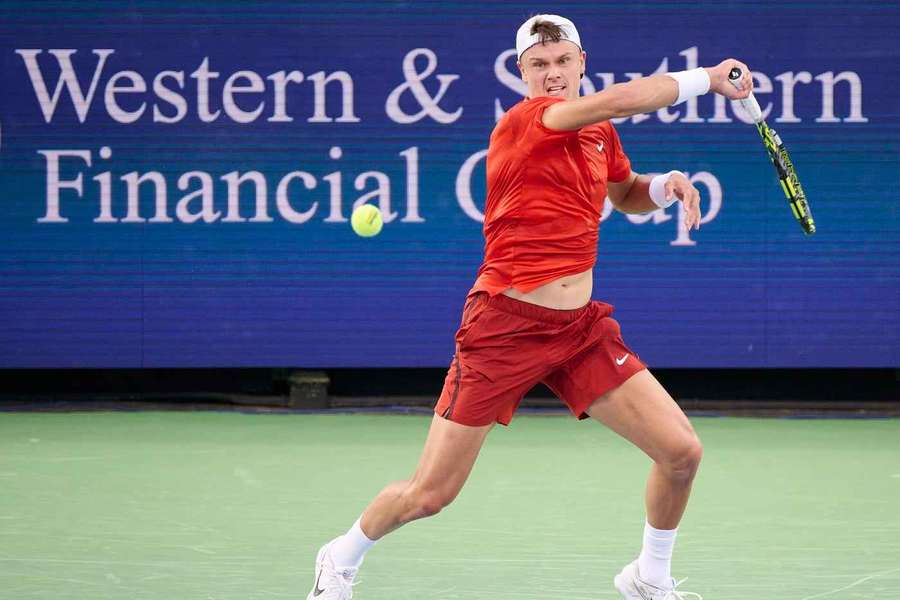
[0,2,897,369]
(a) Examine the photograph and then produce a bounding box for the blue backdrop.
[0,1,897,368]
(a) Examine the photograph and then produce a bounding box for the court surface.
[1,411,898,599]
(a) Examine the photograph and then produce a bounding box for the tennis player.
[308,14,753,600]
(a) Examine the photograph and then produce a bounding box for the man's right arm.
[542,59,753,131]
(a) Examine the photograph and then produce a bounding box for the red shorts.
[434,292,646,426]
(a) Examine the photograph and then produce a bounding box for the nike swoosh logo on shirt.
[597,142,604,154]
[615,354,629,366]
[313,570,326,596]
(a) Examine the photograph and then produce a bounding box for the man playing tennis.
[308,14,753,600]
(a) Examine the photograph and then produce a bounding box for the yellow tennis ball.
[351,204,383,237]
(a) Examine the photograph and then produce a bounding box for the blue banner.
[0,2,897,368]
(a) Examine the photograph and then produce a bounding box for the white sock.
[637,520,678,588]
[329,517,377,568]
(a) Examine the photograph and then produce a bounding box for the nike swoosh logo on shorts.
[616,354,629,366]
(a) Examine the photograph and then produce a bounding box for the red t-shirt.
[471,96,632,296]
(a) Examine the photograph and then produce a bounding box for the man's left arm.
[607,170,702,230]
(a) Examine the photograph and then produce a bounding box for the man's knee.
[660,435,703,481]
[404,484,458,520]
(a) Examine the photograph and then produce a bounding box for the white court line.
[0,557,259,566]
[47,455,108,462]
[799,566,900,600]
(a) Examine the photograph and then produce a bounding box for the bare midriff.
[501,268,593,310]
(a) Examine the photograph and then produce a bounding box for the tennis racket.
[728,67,816,235]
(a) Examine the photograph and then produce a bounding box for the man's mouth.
[547,85,566,96]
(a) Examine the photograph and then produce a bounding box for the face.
[518,40,585,101]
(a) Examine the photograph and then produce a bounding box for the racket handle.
[728,67,764,123]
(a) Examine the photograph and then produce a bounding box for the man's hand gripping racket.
[727,67,816,235]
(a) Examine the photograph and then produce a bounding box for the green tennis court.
[2,412,898,599]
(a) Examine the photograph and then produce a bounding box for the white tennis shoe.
[306,540,359,600]
[614,560,702,600]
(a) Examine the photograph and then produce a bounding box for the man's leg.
[586,370,703,592]
[308,414,492,600]
[360,413,494,539]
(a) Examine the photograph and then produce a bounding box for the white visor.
[516,14,582,61]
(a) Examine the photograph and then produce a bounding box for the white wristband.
[666,68,711,105]
[649,170,684,209]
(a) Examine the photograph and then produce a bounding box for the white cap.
[515,14,582,61]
